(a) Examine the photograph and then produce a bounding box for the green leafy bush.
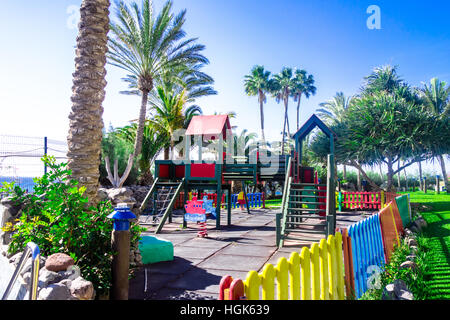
[360,235,432,300]
[1,155,144,297]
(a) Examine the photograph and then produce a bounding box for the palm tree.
[150,86,203,159]
[316,92,353,180]
[271,67,296,154]
[419,78,450,192]
[362,65,403,95]
[107,0,209,186]
[292,69,317,130]
[317,92,353,125]
[244,65,272,142]
[67,0,110,206]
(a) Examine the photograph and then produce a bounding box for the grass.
[402,191,450,300]
[264,198,282,209]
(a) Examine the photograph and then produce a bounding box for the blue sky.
[0,0,449,175]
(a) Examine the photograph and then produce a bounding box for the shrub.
[1,155,144,297]
[360,235,432,300]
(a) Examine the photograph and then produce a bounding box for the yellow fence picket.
[261,264,276,300]
[275,257,289,300]
[240,232,347,301]
[244,270,261,300]
[300,247,311,300]
[310,243,320,300]
[288,252,301,300]
[335,232,345,300]
[319,238,329,300]
[327,235,338,300]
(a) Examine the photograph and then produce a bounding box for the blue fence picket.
[231,193,263,209]
[348,213,386,299]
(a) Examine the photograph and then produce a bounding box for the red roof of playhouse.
[185,115,231,139]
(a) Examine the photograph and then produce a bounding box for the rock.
[45,253,74,272]
[70,278,94,300]
[22,272,31,285]
[382,283,395,300]
[410,245,419,253]
[415,218,427,229]
[1,197,22,218]
[58,279,72,288]
[407,238,418,247]
[38,283,74,300]
[396,289,414,300]
[405,254,416,261]
[20,256,46,276]
[404,228,414,236]
[98,188,109,202]
[9,252,23,266]
[410,225,420,233]
[393,279,408,295]
[38,268,62,287]
[399,260,417,270]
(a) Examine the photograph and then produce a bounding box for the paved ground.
[128,208,369,300]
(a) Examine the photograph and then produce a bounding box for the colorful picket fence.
[343,194,411,299]
[339,191,382,210]
[219,194,413,300]
[175,192,265,210]
[346,213,385,298]
[219,233,346,300]
[230,193,264,209]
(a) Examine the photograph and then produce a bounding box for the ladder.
[277,154,335,247]
[281,182,328,244]
[140,178,185,234]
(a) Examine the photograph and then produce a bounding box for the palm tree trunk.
[438,154,449,193]
[343,165,347,181]
[258,92,265,142]
[133,90,149,158]
[281,102,287,155]
[296,95,302,130]
[67,0,110,207]
[285,97,291,139]
[397,160,401,189]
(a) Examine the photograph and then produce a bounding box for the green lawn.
[264,198,282,209]
[404,191,450,300]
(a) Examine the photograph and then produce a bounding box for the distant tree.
[244,65,272,142]
[316,92,353,181]
[107,0,209,187]
[292,69,317,130]
[419,77,450,192]
[271,67,296,154]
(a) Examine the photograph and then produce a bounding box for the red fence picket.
[341,192,381,210]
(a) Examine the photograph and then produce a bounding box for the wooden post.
[326,154,336,236]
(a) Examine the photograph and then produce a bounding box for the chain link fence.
[0,135,68,197]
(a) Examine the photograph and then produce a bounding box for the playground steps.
[278,181,328,247]
[140,178,185,233]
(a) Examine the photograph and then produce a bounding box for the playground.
[125,115,410,299]
[129,207,370,300]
